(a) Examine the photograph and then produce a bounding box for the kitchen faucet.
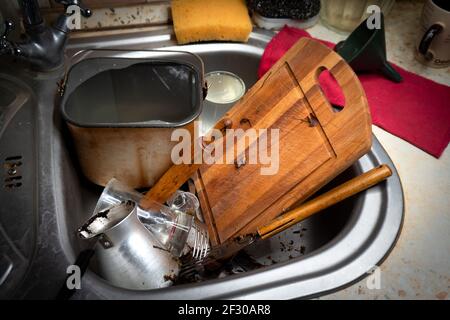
[0,0,91,71]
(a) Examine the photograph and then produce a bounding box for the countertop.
[312,0,450,300]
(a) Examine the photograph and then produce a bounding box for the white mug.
[416,0,450,68]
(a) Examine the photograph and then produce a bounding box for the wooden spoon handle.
[140,118,233,209]
[258,164,393,239]
[140,163,202,209]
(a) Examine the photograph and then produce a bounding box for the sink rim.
[0,75,33,138]
[59,27,404,299]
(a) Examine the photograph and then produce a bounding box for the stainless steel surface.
[189,220,210,261]
[79,201,180,290]
[0,0,92,70]
[0,72,38,299]
[91,178,194,258]
[62,49,205,128]
[60,49,205,188]
[0,27,404,299]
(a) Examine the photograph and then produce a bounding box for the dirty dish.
[60,49,206,188]
[93,178,195,257]
[78,201,180,290]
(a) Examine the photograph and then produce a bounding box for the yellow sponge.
[171,0,253,45]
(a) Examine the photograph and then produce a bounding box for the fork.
[190,219,210,260]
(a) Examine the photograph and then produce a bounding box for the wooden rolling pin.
[258,164,393,239]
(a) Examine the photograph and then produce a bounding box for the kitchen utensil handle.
[140,163,202,209]
[140,118,232,209]
[258,164,392,239]
[418,24,443,56]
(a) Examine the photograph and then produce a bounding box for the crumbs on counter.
[41,3,170,31]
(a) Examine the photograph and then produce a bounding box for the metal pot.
[60,49,205,188]
[78,201,180,290]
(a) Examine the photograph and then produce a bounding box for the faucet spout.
[20,0,44,27]
[1,0,91,71]
[14,28,68,70]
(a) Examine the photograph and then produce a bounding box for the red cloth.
[258,26,450,158]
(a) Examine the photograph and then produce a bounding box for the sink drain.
[4,155,23,189]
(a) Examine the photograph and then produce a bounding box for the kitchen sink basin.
[0,28,403,299]
[0,73,38,298]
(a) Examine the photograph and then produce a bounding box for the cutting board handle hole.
[318,68,345,113]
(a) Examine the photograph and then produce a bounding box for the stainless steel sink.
[0,73,38,298]
[0,27,404,299]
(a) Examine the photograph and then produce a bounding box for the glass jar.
[320,0,396,32]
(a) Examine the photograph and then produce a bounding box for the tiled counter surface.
[314,0,450,300]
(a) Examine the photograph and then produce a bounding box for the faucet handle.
[0,20,15,53]
[1,20,14,40]
[56,0,92,18]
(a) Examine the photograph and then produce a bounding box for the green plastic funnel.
[334,12,402,83]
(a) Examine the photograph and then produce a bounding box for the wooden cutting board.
[141,38,372,245]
